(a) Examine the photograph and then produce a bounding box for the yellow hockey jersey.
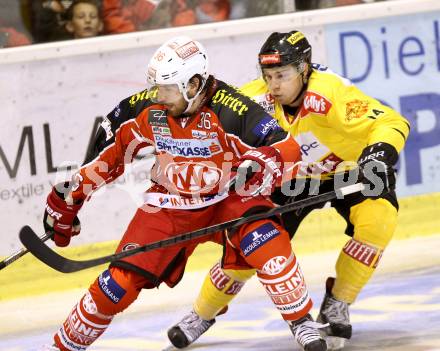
[240,64,410,178]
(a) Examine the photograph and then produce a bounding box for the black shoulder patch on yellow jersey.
[209,80,287,147]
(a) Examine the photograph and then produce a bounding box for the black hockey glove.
[357,142,398,198]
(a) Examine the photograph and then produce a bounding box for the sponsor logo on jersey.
[294,132,343,175]
[174,41,199,60]
[148,109,168,127]
[154,134,223,158]
[302,91,332,115]
[300,141,320,157]
[311,63,329,72]
[211,88,249,116]
[159,197,170,206]
[129,89,156,106]
[112,104,121,118]
[152,126,171,136]
[164,161,223,193]
[145,192,226,209]
[101,116,114,141]
[262,256,288,275]
[342,238,383,267]
[157,194,216,207]
[98,270,127,304]
[240,222,281,257]
[191,130,218,139]
[345,99,369,122]
[252,116,281,137]
[253,93,275,115]
[192,130,207,139]
[259,54,281,64]
[294,132,329,161]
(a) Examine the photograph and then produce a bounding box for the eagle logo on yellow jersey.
[345,99,369,122]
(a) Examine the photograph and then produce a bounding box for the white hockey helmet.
[147,36,209,112]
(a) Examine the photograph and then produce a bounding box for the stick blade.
[19,226,127,273]
[19,226,87,273]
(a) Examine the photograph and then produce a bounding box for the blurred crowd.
[0,0,391,49]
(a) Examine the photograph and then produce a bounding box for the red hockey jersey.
[72,79,300,210]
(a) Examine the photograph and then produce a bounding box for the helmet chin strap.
[181,80,207,114]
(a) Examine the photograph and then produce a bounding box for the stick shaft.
[0,232,52,270]
[20,183,364,273]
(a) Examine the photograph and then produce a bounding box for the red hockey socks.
[54,292,113,351]
[257,253,312,321]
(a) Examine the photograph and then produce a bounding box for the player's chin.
[167,106,185,117]
[273,95,290,105]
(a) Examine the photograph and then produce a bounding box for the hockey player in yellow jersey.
[167,30,409,350]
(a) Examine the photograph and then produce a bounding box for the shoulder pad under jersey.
[83,89,155,164]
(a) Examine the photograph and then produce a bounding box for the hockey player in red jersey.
[166,31,409,350]
[41,36,328,351]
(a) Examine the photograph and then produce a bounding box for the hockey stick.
[0,232,52,271]
[19,183,364,273]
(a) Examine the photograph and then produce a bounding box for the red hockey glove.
[43,184,83,247]
[231,146,283,197]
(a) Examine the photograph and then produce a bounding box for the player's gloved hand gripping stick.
[230,146,283,197]
[0,182,80,271]
[44,183,83,247]
[357,142,398,197]
[19,183,364,274]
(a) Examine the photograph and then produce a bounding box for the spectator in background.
[171,0,231,27]
[30,0,69,43]
[0,27,31,48]
[64,0,104,39]
[31,0,138,43]
[100,0,135,33]
[195,0,230,24]
[101,0,163,33]
[170,0,197,27]
[0,0,32,48]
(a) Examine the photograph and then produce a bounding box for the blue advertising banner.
[325,11,440,196]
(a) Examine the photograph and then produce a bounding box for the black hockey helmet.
[258,30,312,70]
